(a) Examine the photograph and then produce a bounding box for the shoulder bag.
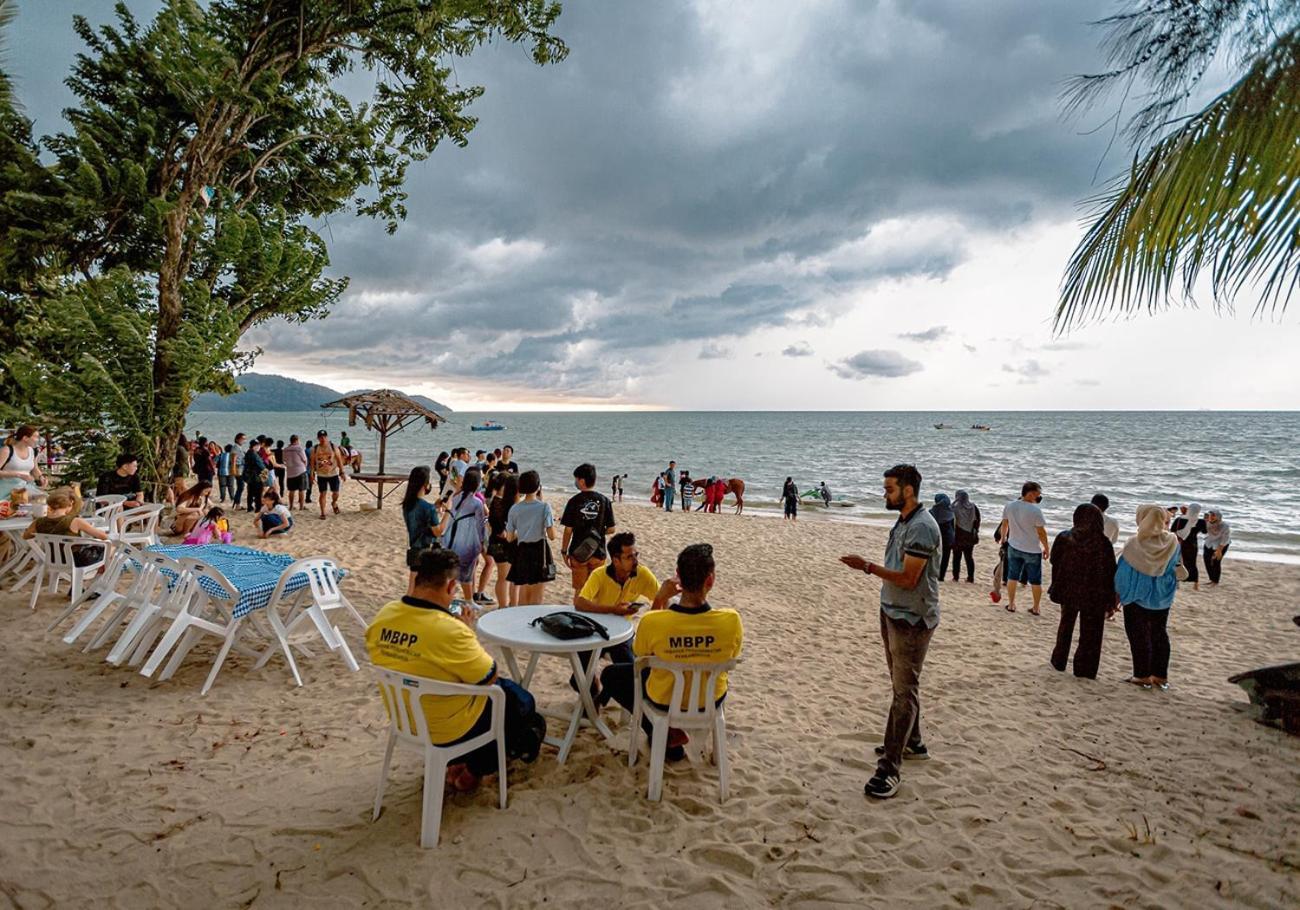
[530,611,609,640]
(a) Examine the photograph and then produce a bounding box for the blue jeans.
[218,475,236,503]
[232,474,245,506]
[1006,546,1043,586]
[662,485,675,511]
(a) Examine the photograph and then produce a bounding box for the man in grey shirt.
[841,463,942,799]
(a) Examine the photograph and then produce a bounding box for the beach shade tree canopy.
[1056,1,1300,331]
[321,389,446,507]
[0,0,566,494]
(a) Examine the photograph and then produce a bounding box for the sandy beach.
[1,486,1297,908]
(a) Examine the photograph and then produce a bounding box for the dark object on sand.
[1229,660,1300,735]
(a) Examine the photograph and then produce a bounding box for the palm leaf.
[1057,27,1300,330]
[0,0,15,108]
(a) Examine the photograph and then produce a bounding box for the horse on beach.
[692,477,745,513]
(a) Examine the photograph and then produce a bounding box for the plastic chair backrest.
[373,666,492,748]
[176,556,240,616]
[268,557,342,609]
[32,533,107,571]
[642,656,738,724]
[89,495,126,520]
[113,504,164,537]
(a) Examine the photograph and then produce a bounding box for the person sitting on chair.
[366,548,545,792]
[598,543,743,762]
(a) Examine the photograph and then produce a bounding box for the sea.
[185,410,1300,565]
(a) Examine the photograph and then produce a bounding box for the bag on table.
[529,611,609,641]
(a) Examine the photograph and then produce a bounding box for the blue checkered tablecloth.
[145,544,346,619]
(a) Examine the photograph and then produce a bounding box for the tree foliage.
[0,0,566,491]
[1057,0,1300,329]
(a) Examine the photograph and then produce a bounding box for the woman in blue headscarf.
[930,493,956,581]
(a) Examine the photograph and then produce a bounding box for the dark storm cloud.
[10,1,1119,399]
[829,350,923,380]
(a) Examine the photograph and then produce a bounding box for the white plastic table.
[475,605,634,764]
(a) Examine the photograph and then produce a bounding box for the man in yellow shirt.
[571,532,673,677]
[366,548,545,790]
[599,543,742,761]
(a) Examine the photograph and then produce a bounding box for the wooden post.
[375,414,389,509]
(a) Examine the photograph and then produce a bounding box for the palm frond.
[1056,27,1300,331]
[0,0,16,108]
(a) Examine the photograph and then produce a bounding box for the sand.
[1,485,1297,908]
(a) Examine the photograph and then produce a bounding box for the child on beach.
[184,507,232,545]
[253,490,293,538]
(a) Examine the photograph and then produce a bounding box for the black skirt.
[507,539,549,585]
[487,534,515,564]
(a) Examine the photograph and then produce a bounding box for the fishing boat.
[971,424,991,431]
[471,420,507,431]
[934,423,956,429]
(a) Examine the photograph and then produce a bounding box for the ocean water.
[186,410,1300,564]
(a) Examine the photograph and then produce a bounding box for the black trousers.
[1051,601,1107,679]
[244,475,263,511]
[952,541,975,581]
[937,535,954,580]
[443,679,536,777]
[1122,603,1170,679]
[1180,541,1200,583]
[1204,545,1229,584]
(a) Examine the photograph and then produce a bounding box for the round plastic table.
[476,605,634,764]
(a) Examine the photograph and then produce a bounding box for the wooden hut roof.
[320,389,446,433]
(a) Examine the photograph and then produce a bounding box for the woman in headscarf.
[929,493,956,581]
[950,490,980,582]
[781,477,799,521]
[1202,509,1231,586]
[1170,502,1206,591]
[1116,504,1183,689]
[1048,504,1118,679]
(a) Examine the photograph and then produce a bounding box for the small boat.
[970,424,991,431]
[471,420,507,431]
[934,423,956,430]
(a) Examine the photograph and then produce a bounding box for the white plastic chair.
[26,533,109,611]
[110,504,165,547]
[139,556,263,695]
[628,656,737,803]
[89,495,127,524]
[45,541,130,634]
[372,667,508,847]
[253,557,360,686]
[65,545,166,650]
[102,551,198,667]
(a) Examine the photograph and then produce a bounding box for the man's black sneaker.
[874,743,930,761]
[472,592,495,605]
[864,772,901,799]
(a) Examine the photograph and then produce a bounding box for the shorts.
[487,535,515,563]
[287,474,307,492]
[317,475,341,493]
[1006,546,1043,586]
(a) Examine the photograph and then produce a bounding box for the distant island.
[191,373,452,414]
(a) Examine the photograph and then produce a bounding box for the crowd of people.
[647,463,736,513]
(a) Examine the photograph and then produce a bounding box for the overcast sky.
[11,1,1299,410]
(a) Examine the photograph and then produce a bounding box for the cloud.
[782,342,814,357]
[1042,340,1091,352]
[10,1,1122,403]
[699,342,734,360]
[963,343,978,353]
[898,326,950,344]
[1001,359,1049,383]
[829,350,923,380]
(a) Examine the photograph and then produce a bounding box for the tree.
[0,0,565,493]
[1057,0,1300,330]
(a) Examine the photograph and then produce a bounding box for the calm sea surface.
[186,410,1300,564]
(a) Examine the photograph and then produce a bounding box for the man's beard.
[885,496,903,512]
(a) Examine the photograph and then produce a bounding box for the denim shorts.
[1006,546,1042,586]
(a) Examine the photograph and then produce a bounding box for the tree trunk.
[149,206,190,502]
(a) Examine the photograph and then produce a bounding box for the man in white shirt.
[1091,493,1120,545]
[998,481,1050,615]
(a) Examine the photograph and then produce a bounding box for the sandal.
[1004,603,1016,613]
[332,504,340,515]
[1029,608,1041,616]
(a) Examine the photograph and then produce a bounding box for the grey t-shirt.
[880,506,942,629]
[506,499,553,543]
[1001,499,1046,553]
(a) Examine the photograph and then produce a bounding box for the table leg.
[551,649,617,764]
[499,646,522,683]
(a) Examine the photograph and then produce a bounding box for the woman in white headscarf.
[1171,502,1206,590]
[1202,509,1231,586]
[1116,504,1184,689]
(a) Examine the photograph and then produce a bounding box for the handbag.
[529,611,609,641]
[542,541,558,582]
[567,497,606,564]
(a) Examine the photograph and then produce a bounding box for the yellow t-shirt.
[634,604,743,708]
[578,564,660,607]
[366,597,496,744]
